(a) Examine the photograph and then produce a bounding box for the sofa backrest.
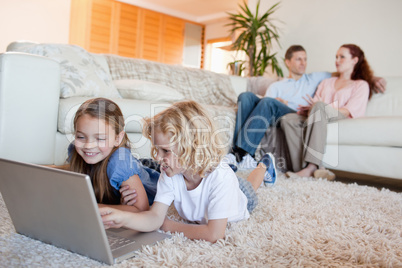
[366,77,402,117]
[246,76,279,96]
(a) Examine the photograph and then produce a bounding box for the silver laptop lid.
[0,158,114,264]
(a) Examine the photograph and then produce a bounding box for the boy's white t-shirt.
[154,163,250,224]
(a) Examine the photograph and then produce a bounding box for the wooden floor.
[332,170,402,193]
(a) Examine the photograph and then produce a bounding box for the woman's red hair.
[341,44,375,98]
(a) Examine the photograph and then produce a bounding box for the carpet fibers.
[1,174,401,267]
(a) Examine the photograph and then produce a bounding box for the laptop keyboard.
[107,233,136,251]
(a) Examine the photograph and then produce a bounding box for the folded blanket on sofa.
[105,54,237,107]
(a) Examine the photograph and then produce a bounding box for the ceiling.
[119,0,242,23]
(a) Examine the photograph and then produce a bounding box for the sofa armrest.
[0,52,60,164]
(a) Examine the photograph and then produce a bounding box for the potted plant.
[227,59,245,76]
[227,0,283,77]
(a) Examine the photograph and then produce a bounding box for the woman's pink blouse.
[313,77,370,118]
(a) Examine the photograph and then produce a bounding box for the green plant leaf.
[226,0,283,77]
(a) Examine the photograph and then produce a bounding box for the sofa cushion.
[326,116,402,147]
[114,79,185,102]
[7,41,120,99]
[92,53,111,74]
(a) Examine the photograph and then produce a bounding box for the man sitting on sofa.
[229,45,386,169]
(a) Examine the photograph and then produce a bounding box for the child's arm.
[161,218,228,243]
[99,175,149,212]
[100,201,169,232]
[119,185,138,206]
[120,175,149,211]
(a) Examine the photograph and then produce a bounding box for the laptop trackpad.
[106,228,170,259]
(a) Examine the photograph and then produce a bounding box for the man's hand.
[275,97,288,106]
[372,77,387,94]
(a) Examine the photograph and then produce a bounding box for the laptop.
[0,158,170,265]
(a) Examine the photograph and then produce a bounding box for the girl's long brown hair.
[69,98,130,204]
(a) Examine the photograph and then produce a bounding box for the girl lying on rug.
[65,98,160,212]
[100,100,277,243]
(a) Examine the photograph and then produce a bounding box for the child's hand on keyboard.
[100,207,126,229]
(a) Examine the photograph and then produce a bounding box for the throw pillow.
[114,79,185,102]
[7,42,120,99]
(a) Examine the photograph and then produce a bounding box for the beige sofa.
[0,41,401,181]
[0,41,247,166]
[323,77,402,179]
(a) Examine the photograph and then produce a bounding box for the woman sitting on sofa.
[281,44,376,179]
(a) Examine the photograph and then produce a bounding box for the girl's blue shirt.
[68,144,160,204]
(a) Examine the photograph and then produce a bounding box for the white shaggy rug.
[1,173,401,267]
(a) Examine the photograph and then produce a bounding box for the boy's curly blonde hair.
[143,100,226,177]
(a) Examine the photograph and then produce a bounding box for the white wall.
[0,0,71,52]
[205,20,228,42]
[246,0,402,77]
[1,0,401,77]
[183,23,203,68]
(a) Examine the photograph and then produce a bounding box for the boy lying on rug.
[100,100,277,243]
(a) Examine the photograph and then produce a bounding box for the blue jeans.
[233,92,295,156]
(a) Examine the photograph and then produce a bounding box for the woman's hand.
[303,94,321,106]
[297,94,313,116]
[120,185,138,206]
[297,94,321,116]
[297,105,310,116]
